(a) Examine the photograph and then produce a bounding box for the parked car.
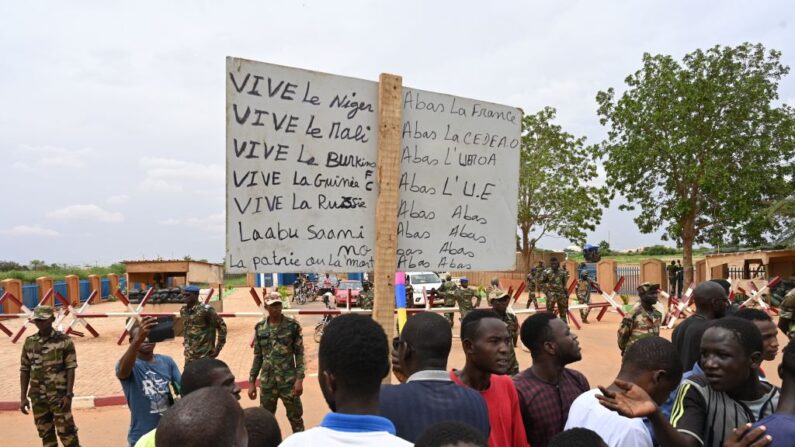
[334,280,363,307]
[405,272,443,307]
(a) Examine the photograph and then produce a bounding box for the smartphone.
[146,317,175,343]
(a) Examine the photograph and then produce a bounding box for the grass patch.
[0,264,126,283]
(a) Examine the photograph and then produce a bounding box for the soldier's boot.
[53,407,80,447]
[280,385,305,432]
[32,400,58,447]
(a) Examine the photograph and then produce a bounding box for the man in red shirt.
[513,313,589,447]
[451,309,529,447]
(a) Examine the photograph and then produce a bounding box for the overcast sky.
[1,1,793,266]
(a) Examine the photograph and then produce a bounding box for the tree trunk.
[682,215,696,287]
[521,224,532,272]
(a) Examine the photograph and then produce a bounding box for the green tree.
[517,107,608,270]
[28,259,47,271]
[597,43,795,285]
[598,240,612,255]
[768,196,795,245]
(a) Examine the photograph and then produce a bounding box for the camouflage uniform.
[576,273,591,321]
[180,303,227,363]
[358,288,374,310]
[455,286,479,320]
[498,311,520,376]
[617,305,662,354]
[439,281,458,327]
[250,316,305,432]
[540,267,570,322]
[779,289,795,339]
[21,330,80,447]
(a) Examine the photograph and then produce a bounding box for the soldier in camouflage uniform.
[779,288,795,339]
[526,261,544,309]
[249,293,305,432]
[19,306,80,447]
[617,282,663,354]
[454,277,480,320]
[180,285,227,364]
[539,257,570,322]
[358,280,374,310]
[439,275,458,327]
[489,293,520,375]
[576,270,592,323]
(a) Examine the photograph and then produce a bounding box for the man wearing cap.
[180,285,227,364]
[539,257,570,322]
[454,277,480,321]
[616,282,662,354]
[358,280,374,310]
[19,305,81,447]
[490,292,520,375]
[576,270,592,323]
[248,293,305,433]
[439,274,458,327]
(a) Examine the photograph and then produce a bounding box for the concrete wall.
[65,275,80,306]
[0,279,23,313]
[597,260,617,293]
[639,259,666,288]
[36,276,54,306]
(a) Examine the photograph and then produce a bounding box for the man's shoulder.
[563,368,590,388]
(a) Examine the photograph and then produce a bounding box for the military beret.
[183,285,200,294]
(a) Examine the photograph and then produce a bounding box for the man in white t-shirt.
[280,314,411,446]
[565,336,683,447]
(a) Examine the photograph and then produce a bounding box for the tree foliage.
[517,107,608,269]
[597,43,795,284]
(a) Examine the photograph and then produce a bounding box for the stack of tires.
[128,288,184,304]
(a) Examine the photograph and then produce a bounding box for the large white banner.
[397,88,520,271]
[226,57,520,273]
[226,57,379,273]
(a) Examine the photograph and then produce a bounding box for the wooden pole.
[373,73,402,383]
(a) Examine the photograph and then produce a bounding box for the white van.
[405,272,443,307]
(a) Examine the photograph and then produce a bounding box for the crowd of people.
[16,273,795,447]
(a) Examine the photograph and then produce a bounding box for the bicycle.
[313,293,334,343]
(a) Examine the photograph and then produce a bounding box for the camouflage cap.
[32,305,54,320]
[786,288,795,299]
[637,282,660,295]
[265,292,282,306]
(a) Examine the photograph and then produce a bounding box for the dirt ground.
[0,289,787,446]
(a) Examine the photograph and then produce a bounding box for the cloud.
[11,161,34,172]
[106,194,129,204]
[185,212,224,234]
[18,145,93,168]
[47,204,124,223]
[157,218,181,226]
[0,225,60,237]
[138,157,224,193]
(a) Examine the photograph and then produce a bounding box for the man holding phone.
[117,316,181,447]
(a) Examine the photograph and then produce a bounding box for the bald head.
[693,281,728,318]
[156,387,246,447]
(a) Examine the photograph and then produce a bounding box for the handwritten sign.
[226,57,520,273]
[396,88,520,271]
[226,57,379,273]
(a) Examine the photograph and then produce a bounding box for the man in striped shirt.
[597,317,779,447]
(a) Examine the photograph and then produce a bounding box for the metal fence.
[617,265,640,295]
[728,266,767,280]
[1,277,127,311]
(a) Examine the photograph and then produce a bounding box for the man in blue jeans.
[116,317,181,447]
